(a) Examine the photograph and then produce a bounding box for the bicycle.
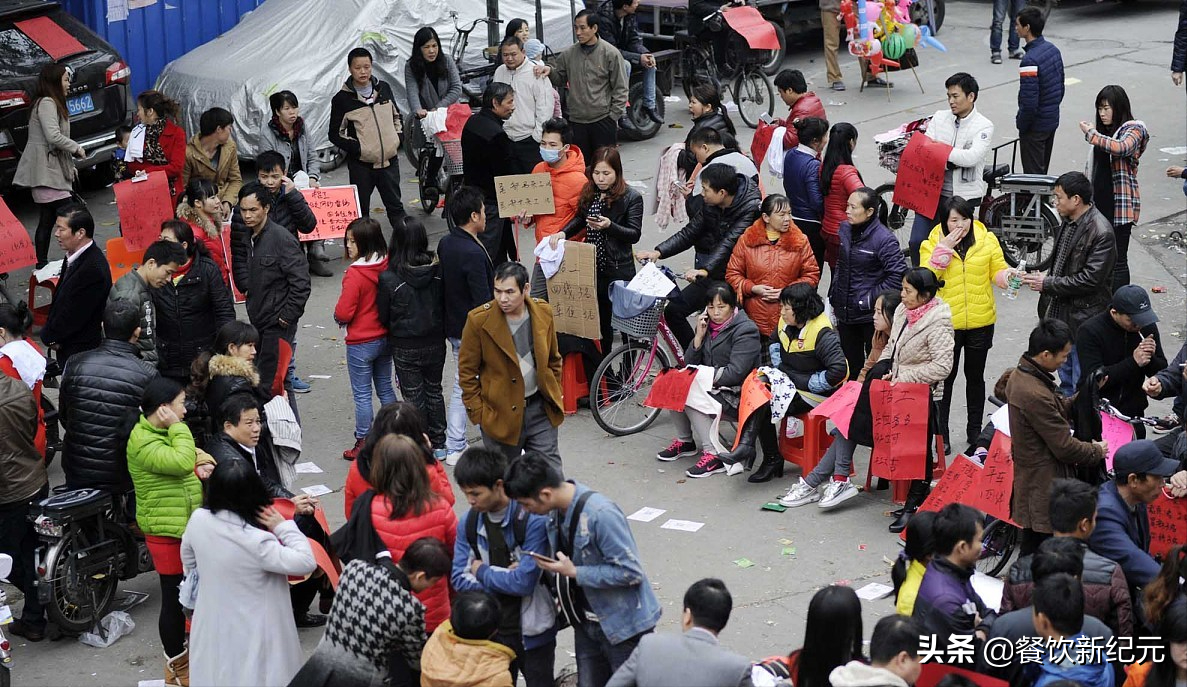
[676,4,775,129]
[874,129,1060,270]
[408,115,465,216]
[588,270,687,436]
[449,11,502,106]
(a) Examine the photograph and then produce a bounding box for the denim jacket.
[551,482,662,644]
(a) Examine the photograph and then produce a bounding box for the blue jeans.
[1058,345,1080,397]
[624,60,656,108]
[346,339,398,438]
[990,0,1024,53]
[446,337,469,453]
[574,621,647,687]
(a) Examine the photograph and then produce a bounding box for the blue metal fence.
[61,0,265,95]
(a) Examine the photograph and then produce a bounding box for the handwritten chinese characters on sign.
[869,379,931,481]
[546,242,600,340]
[0,197,35,272]
[1099,411,1134,473]
[113,171,173,250]
[494,173,555,217]
[971,432,1015,524]
[1147,493,1187,559]
[300,185,361,242]
[808,380,862,438]
[892,133,952,217]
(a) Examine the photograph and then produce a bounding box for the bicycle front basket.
[609,281,665,339]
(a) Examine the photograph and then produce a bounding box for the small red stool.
[778,413,837,474]
[27,272,58,327]
[562,352,590,415]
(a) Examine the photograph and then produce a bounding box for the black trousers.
[837,322,875,385]
[664,277,712,349]
[255,322,298,398]
[348,158,406,232]
[570,118,618,162]
[35,197,74,266]
[497,633,557,687]
[1019,528,1052,557]
[0,485,48,628]
[511,136,543,173]
[1019,130,1056,174]
[158,573,186,656]
[597,263,637,356]
[479,199,516,265]
[1112,221,1133,292]
[797,219,827,273]
[939,325,995,450]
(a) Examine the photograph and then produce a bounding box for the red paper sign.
[892,134,953,217]
[14,17,87,60]
[644,368,697,412]
[869,380,931,480]
[721,6,782,50]
[301,185,361,241]
[0,197,36,272]
[113,172,174,250]
[809,380,862,438]
[916,663,1008,687]
[970,432,1015,523]
[916,454,983,516]
[1099,412,1134,473]
[1147,493,1187,559]
[219,223,246,304]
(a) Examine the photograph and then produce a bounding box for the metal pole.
[536,0,545,41]
[488,0,500,48]
[570,0,578,43]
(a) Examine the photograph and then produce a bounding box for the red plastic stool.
[778,413,846,475]
[562,351,596,415]
[28,272,58,327]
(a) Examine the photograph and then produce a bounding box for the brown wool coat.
[181,135,243,207]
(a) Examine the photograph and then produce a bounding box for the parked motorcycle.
[1,553,14,687]
[29,490,152,635]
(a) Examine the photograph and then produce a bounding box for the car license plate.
[67,93,94,117]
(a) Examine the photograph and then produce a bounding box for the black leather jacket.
[561,186,644,270]
[654,173,761,279]
[1038,205,1117,337]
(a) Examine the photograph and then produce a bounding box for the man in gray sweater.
[544,9,629,160]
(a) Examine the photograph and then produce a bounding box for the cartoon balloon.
[918,24,947,52]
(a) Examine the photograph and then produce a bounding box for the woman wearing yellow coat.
[920,197,1013,455]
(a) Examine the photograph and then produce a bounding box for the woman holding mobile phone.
[550,147,643,356]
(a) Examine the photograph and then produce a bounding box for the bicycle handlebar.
[454,15,503,32]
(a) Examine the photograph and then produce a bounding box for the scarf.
[708,311,737,339]
[141,120,168,166]
[905,298,939,327]
[172,257,193,284]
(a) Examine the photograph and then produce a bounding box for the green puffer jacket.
[127,416,200,538]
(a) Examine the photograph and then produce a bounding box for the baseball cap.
[1111,285,1159,329]
[1112,440,1180,479]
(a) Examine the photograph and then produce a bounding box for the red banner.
[301,185,361,242]
[970,432,1015,523]
[892,134,952,217]
[219,224,246,304]
[916,454,982,516]
[644,368,697,412]
[1099,412,1134,473]
[1147,493,1187,559]
[808,380,862,439]
[869,380,931,480]
[0,197,35,273]
[113,171,174,250]
[721,6,782,50]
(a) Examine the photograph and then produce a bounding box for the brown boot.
[165,648,190,687]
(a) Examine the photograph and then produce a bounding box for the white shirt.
[65,239,94,267]
[493,58,555,143]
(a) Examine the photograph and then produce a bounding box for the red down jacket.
[370,492,458,632]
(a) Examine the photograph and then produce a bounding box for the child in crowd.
[420,591,516,687]
[112,124,133,181]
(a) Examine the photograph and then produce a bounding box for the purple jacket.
[912,558,996,648]
[828,216,907,325]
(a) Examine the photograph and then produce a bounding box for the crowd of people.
[0,1,1185,687]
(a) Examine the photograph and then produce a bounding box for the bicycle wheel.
[403,113,426,170]
[681,46,717,100]
[874,183,913,254]
[981,194,1058,271]
[976,517,1019,577]
[590,341,671,436]
[43,524,121,633]
[416,154,439,215]
[733,69,774,129]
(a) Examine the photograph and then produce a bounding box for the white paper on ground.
[990,403,1011,437]
[660,519,704,532]
[294,462,323,474]
[855,582,895,601]
[627,507,666,523]
[138,681,167,687]
[626,262,678,298]
[306,374,332,380]
[301,484,333,497]
[971,571,1005,612]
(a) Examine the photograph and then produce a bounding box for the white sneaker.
[445,451,463,466]
[778,478,820,507]
[724,460,745,476]
[818,479,859,510]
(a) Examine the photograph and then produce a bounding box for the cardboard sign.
[970,432,1015,523]
[869,380,931,480]
[1147,493,1187,559]
[644,368,698,412]
[113,171,174,250]
[300,185,361,242]
[0,197,35,273]
[808,380,862,439]
[892,133,952,217]
[546,241,601,340]
[494,173,555,217]
[1099,411,1134,473]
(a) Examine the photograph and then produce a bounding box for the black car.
[0,0,130,189]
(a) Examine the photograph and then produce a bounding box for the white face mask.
[540,148,562,163]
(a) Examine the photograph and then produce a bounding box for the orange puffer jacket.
[726,218,821,336]
[531,147,587,243]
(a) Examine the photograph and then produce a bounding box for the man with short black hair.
[183,106,241,215]
[421,591,517,687]
[686,129,759,209]
[830,615,924,687]
[1008,319,1107,555]
[41,204,112,365]
[451,447,556,687]
[544,10,628,158]
[1001,478,1133,636]
[1089,440,1182,591]
[504,453,661,687]
[494,36,556,172]
[1024,171,1117,395]
[439,186,496,465]
[458,262,564,472]
[774,69,827,150]
[1027,573,1114,687]
[911,503,995,652]
[607,578,750,687]
[108,239,186,365]
[234,149,324,276]
[1015,6,1064,174]
[463,81,522,263]
[636,163,761,348]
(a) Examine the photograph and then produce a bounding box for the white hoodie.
[828,661,910,687]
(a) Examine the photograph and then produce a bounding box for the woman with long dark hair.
[182,459,316,686]
[819,122,863,270]
[781,116,829,270]
[405,27,463,119]
[920,196,1011,455]
[13,63,85,268]
[378,217,448,458]
[126,90,187,198]
[677,80,737,177]
[1079,84,1148,291]
[177,178,230,280]
[755,585,865,687]
[1124,595,1186,687]
[344,401,454,516]
[549,146,643,354]
[891,510,937,615]
[504,18,531,43]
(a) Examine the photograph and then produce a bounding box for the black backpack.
[464,508,530,560]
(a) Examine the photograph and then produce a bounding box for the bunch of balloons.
[840,0,946,75]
